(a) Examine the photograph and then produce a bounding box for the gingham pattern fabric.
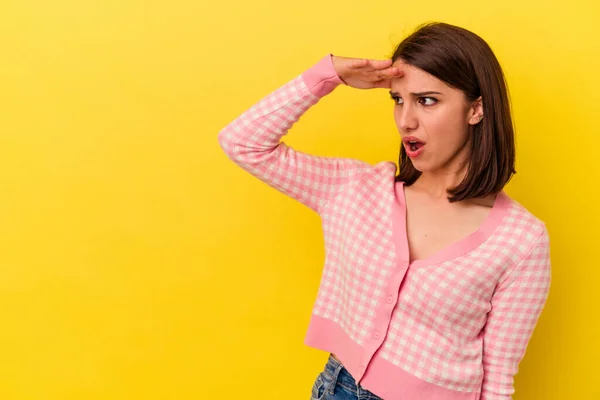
[217,54,551,400]
[314,174,398,340]
[380,205,549,396]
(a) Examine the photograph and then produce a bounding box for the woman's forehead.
[391,71,443,92]
[390,61,454,95]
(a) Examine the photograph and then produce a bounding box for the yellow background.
[1,0,598,399]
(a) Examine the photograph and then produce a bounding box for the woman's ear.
[468,96,484,125]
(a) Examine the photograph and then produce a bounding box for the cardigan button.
[374,332,380,339]
[386,296,393,304]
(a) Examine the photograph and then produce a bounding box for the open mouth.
[408,141,424,151]
[403,139,425,157]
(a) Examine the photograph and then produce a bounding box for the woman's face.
[390,60,482,175]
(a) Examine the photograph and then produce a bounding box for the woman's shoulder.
[357,160,399,193]
[498,193,550,253]
[342,159,398,186]
[502,194,547,228]
[322,160,398,209]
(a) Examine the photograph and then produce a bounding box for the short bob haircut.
[390,22,516,203]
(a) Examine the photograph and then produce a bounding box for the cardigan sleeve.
[480,227,552,399]
[217,54,378,215]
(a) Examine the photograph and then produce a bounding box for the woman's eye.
[391,95,403,105]
[419,97,438,106]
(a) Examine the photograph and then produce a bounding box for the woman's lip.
[404,142,425,158]
[402,136,425,145]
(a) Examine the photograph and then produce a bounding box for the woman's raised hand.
[331,55,403,89]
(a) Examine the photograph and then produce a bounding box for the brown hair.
[390,22,516,203]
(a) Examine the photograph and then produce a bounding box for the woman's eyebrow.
[389,90,443,96]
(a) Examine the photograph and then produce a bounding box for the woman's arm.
[480,227,552,399]
[217,54,401,215]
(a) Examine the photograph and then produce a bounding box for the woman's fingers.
[374,67,403,80]
[349,58,369,69]
[385,66,403,76]
[333,55,403,89]
[350,58,393,71]
[368,59,393,70]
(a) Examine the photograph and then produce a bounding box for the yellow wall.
[1,0,598,399]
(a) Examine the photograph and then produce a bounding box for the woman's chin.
[410,159,428,172]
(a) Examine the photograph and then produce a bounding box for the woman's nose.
[396,105,418,132]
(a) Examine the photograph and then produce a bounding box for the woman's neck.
[411,170,466,200]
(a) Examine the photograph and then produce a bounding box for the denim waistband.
[321,354,381,398]
[323,354,358,389]
[323,353,345,377]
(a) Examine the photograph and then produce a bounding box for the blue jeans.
[311,354,382,400]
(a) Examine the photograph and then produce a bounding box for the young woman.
[218,22,551,400]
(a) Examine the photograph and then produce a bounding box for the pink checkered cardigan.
[217,54,551,400]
